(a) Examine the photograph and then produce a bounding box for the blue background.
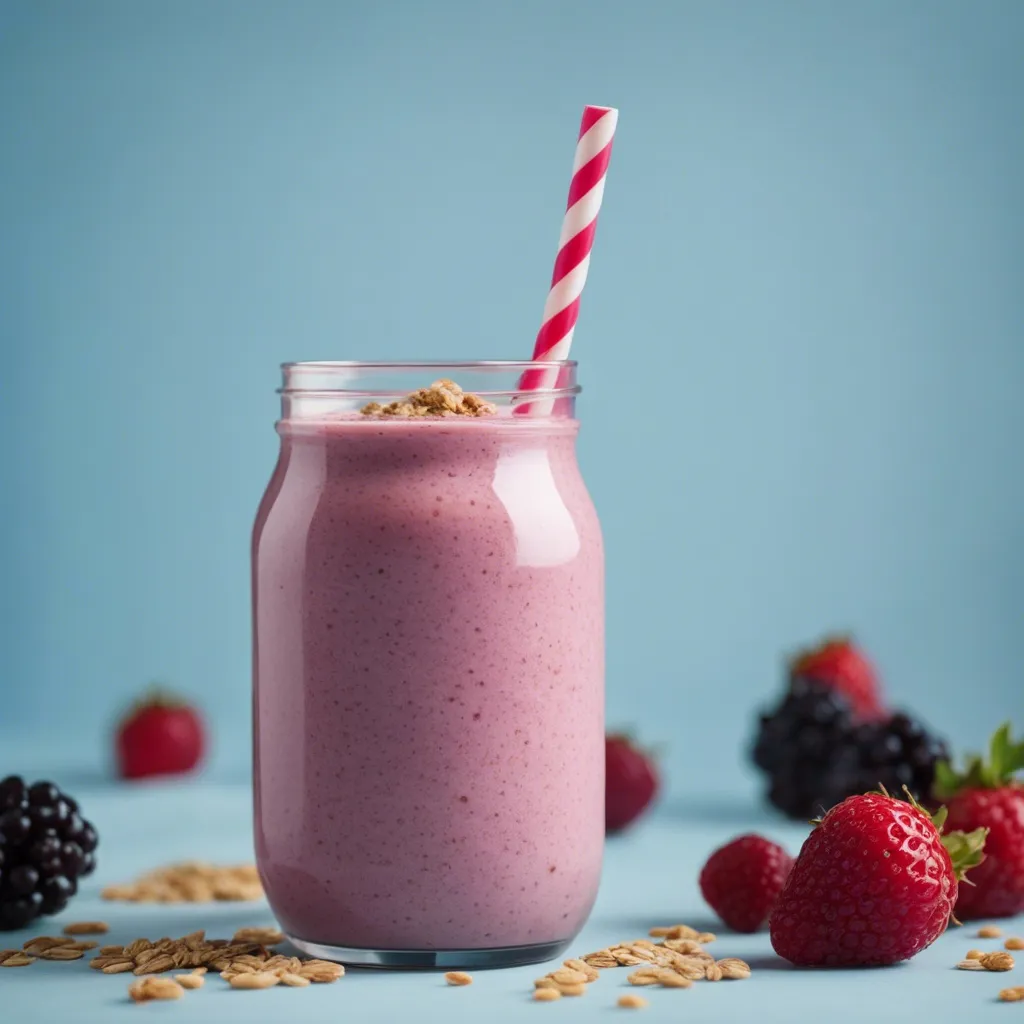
[2,0,1023,790]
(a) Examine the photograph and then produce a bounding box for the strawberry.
[935,723,1024,920]
[770,789,986,966]
[115,688,206,780]
[789,636,885,720]
[699,834,793,933]
[605,733,658,834]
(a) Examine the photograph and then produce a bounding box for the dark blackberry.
[751,680,948,819]
[0,776,98,931]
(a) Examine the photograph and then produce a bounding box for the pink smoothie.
[252,415,604,954]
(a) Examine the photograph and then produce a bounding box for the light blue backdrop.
[1,0,1022,792]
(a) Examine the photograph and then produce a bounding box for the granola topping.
[361,380,497,418]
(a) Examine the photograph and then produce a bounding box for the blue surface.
[1,0,1024,789]
[1,745,1021,1023]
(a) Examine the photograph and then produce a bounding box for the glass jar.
[252,362,604,968]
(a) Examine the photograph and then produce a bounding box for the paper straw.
[517,104,618,413]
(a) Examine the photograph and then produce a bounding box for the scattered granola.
[229,971,280,990]
[533,988,561,1002]
[175,973,205,990]
[979,926,1004,939]
[716,958,752,980]
[1000,987,1024,1002]
[232,927,284,946]
[102,862,263,903]
[1007,938,1024,951]
[0,949,35,967]
[648,924,699,941]
[618,993,648,1009]
[705,962,724,981]
[128,977,185,1002]
[87,930,343,986]
[444,971,473,986]
[550,967,588,986]
[21,936,95,960]
[626,968,659,986]
[657,970,692,989]
[297,959,345,983]
[563,957,600,982]
[360,380,497,419]
[957,959,987,971]
[279,972,311,987]
[981,952,1016,972]
[63,921,110,936]
[967,949,985,960]
[535,959,601,996]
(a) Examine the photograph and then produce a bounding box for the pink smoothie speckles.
[252,416,604,953]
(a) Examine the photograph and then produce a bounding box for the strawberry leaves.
[935,722,1024,798]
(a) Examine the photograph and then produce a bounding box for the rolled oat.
[533,987,562,1002]
[980,952,1015,972]
[63,921,109,936]
[618,993,648,1009]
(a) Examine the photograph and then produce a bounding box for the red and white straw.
[518,104,618,409]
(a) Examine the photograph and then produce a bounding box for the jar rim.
[278,360,581,403]
[281,360,576,371]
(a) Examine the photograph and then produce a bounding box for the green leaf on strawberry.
[935,721,1024,797]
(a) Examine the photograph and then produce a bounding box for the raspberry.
[699,834,793,933]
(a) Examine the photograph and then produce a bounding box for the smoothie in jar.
[252,364,604,967]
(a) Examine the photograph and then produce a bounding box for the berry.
[770,791,986,966]
[605,734,659,833]
[116,689,206,780]
[752,679,948,819]
[0,777,98,931]
[699,834,793,932]
[789,636,885,719]
[936,723,1024,920]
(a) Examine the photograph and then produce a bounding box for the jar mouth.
[281,360,576,370]
[278,360,580,401]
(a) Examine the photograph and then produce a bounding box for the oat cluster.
[1001,987,1024,1002]
[360,379,497,418]
[1006,937,1024,951]
[978,925,1004,939]
[444,971,473,986]
[957,951,1015,972]
[101,861,263,903]
[532,959,600,999]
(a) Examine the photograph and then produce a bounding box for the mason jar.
[252,361,603,968]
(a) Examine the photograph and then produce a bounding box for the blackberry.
[751,678,949,820]
[0,776,97,930]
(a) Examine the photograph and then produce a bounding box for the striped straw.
[517,104,618,411]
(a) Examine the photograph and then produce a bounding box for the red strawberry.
[699,834,793,932]
[770,790,986,966]
[936,723,1024,919]
[116,689,206,780]
[605,734,658,834]
[789,636,885,720]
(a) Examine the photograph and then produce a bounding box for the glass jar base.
[286,933,572,969]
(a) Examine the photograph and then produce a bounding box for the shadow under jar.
[251,362,604,968]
